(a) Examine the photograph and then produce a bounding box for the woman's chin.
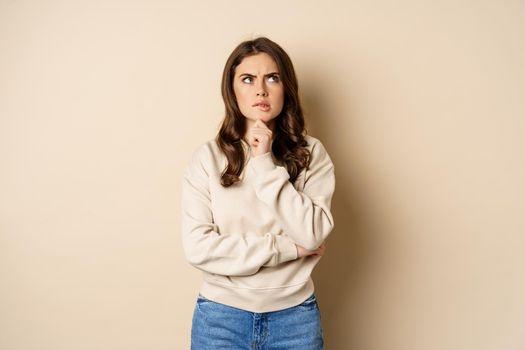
[247,115,276,123]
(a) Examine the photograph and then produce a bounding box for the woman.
[181,37,335,349]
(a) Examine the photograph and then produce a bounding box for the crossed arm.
[181,140,335,277]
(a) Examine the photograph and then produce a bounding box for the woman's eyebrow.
[238,72,280,77]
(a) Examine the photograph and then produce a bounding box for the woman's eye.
[268,75,279,82]
[242,76,253,83]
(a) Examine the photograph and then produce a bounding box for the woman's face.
[233,52,284,125]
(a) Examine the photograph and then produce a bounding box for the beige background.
[1,0,524,349]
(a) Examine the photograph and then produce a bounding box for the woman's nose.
[256,80,268,96]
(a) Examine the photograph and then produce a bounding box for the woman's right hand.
[296,242,326,258]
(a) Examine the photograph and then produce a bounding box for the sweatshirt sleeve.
[181,143,298,277]
[249,138,335,251]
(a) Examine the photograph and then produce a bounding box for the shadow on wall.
[303,83,379,349]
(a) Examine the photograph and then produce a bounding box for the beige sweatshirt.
[181,134,335,313]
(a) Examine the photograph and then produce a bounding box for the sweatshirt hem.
[204,277,310,290]
[199,277,315,313]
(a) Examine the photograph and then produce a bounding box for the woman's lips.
[254,103,270,112]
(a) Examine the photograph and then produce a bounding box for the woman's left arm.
[249,139,335,251]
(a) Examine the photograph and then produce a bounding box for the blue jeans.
[191,293,324,349]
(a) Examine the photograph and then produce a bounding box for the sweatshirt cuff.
[250,152,276,173]
[274,235,298,264]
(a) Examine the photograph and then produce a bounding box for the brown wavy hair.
[216,37,310,187]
